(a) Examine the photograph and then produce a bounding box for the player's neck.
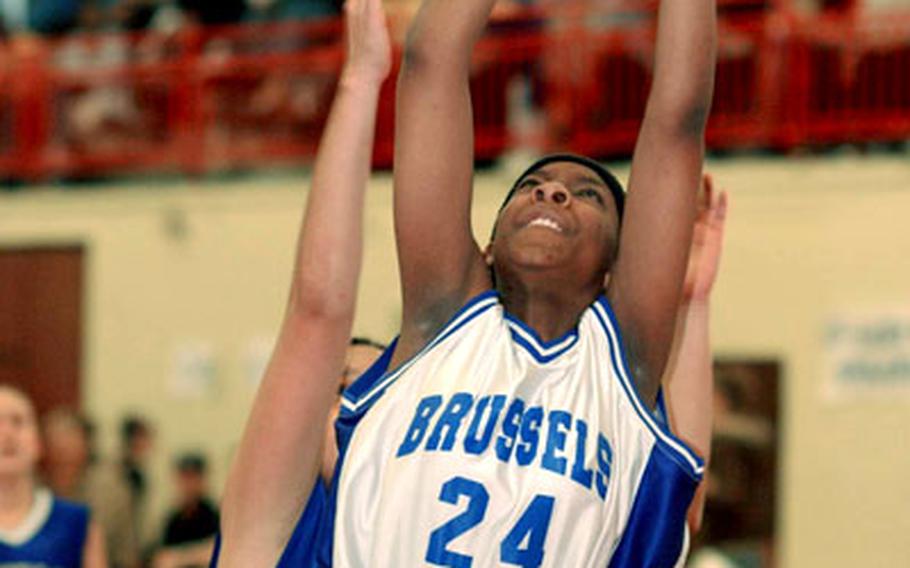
[0,475,36,530]
[497,274,600,342]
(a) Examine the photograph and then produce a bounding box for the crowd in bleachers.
[0,0,868,46]
[0,0,343,38]
[0,0,906,184]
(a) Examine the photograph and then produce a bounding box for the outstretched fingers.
[343,0,392,85]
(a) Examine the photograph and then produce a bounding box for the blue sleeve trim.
[607,448,698,568]
[591,297,705,479]
[654,388,669,426]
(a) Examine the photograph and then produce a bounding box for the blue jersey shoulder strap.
[0,496,89,568]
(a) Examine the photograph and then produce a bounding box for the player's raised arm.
[217,0,391,564]
[608,0,717,406]
[662,174,728,532]
[391,0,499,360]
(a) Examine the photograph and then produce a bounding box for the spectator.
[0,385,106,566]
[119,415,153,516]
[153,453,218,568]
[119,414,154,552]
[42,408,140,568]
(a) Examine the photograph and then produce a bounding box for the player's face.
[491,161,620,286]
[0,389,41,478]
[176,470,206,505]
[42,419,89,469]
[342,344,384,393]
[322,343,385,481]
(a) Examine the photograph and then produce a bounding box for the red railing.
[1,6,909,182]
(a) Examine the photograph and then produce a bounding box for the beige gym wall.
[0,154,908,564]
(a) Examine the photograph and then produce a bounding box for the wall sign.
[825,309,910,400]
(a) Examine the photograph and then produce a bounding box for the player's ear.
[602,272,611,289]
[483,243,494,266]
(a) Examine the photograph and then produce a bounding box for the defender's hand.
[342,0,392,87]
[683,173,729,303]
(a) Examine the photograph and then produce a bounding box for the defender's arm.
[218,0,390,563]
[608,0,717,405]
[663,176,728,532]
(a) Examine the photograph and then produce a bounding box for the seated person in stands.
[152,452,219,568]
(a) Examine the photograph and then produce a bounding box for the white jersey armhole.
[592,297,706,480]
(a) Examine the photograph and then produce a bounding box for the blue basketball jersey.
[276,478,328,567]
[212,346,400,568]
[210,478,330,567]
[0,489,89,568]
[313,291,703,567]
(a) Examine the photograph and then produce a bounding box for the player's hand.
[683,172,729,303]
[341,0,392,88]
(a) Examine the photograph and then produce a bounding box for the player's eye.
[577,188,604,205]
[517,178,539,192]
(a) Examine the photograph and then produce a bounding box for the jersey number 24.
[426,476,555,568]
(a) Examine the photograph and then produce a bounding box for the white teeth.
[528,217,563,233]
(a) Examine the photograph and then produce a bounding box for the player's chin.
[506,246,574,273]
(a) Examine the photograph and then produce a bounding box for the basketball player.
[0,385,107,567]
[215,0,391,564]
[326,0,717,564]
[223,0,728,560]
[258,175,727,567]
[276,176,728,568]
[321,338,387,483]
[665,173,728,533]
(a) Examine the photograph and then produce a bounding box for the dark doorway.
[691,359,781,568]
[0,246,84,416]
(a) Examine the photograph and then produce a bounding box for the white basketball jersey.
[332,291,704,567]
